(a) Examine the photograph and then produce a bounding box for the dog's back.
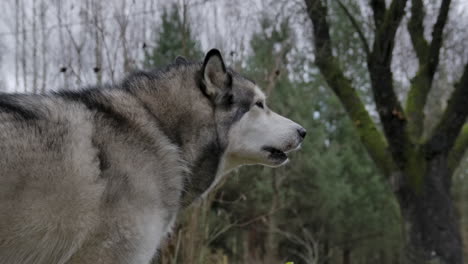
[0,94,101,263]
[0,91,184,263]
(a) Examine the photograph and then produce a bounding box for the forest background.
[0,0,467,263]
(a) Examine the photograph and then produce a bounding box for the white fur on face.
[223,87,304,172]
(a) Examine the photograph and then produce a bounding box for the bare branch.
[369,0,386,28]
[428,0,451,77]
[305,0,397,176]
[407,0,429,62]
[265,44,290,95]
[448,124,468,171]
[337,0,370,56]
[367,0,410,168]
[406,0,452,139]
[426,64,468,158]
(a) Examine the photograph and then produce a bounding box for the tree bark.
[323,238,329,264]
[342,247,351,264]
[397,156,463,264]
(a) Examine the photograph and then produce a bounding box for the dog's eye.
[255,101,264,109]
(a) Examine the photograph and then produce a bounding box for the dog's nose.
[297,127,307,139]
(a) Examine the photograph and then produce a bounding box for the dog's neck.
[126,71,227,206]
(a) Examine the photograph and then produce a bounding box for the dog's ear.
[201,49,231,100]
[174,56,188,64]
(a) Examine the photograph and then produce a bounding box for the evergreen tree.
[144,4,202,68]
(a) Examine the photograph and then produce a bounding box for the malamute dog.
[0,49,305,263]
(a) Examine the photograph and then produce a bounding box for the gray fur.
[0,49,303,264]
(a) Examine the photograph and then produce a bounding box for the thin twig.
[337,0,370,56]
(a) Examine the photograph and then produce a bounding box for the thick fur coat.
[0,50,305,264]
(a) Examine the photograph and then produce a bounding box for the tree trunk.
[342,247,351,264]
[21,0,27,92]
[397,155,463,264]
[39,0,47,93]
[323,239,329,264]
[32,0,38,93]
[92,0,103,85]
[14,0,19,91]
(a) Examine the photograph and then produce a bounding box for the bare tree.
[14,0,19,90]
[32,0,38,93]
[39,0,48,93]
[55,0,68,88]
[92,0,103,85]
[20,0,27,92]
[115,0,132,73]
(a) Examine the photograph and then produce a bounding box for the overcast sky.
[0,0,466,93]
[0,0,278,92]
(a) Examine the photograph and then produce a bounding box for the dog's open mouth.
[262,146,288,163]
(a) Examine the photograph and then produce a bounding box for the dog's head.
[200,49,306,172]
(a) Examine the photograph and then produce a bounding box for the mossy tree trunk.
[398,155,462,263]
[304,0,468,263]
